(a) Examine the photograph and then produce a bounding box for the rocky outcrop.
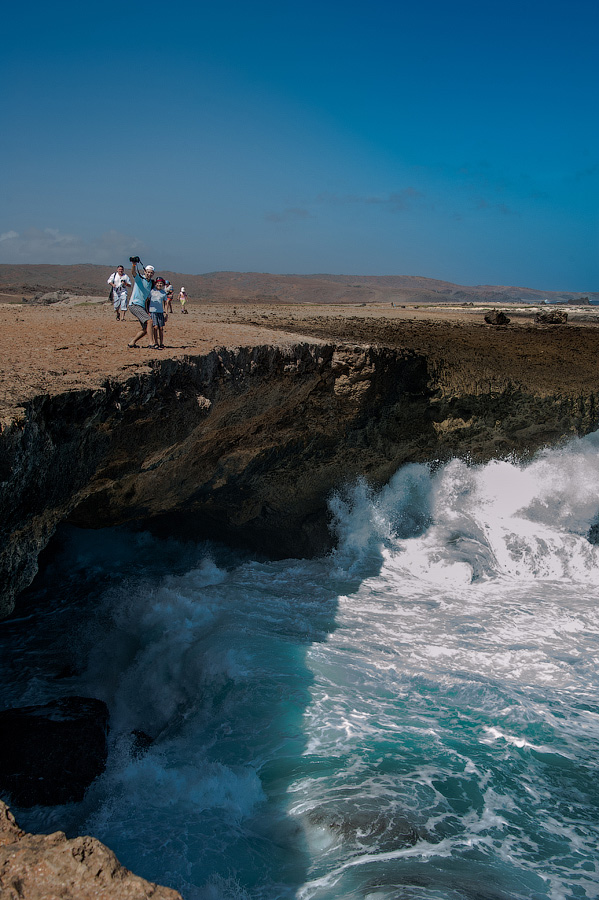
[535,310,568,324]
[0,697,109,807]
[484,309,511,325]
[2,341,599,618]
[0,801,182,899]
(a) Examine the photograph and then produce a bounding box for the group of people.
[107,263,189,349]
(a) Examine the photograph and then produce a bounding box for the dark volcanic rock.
[588,521,599,545]
[535,310,568,324]
[484,309,511,325]
[0,696,109,807]
[131,729,154,759]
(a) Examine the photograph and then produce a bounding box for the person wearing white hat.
[127,260,155,347]
[179,286,188,314]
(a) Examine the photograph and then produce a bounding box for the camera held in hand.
[129,256,141,264]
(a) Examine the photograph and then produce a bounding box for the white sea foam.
[2,433,599,898]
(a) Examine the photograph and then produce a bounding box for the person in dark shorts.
[127,262,154,348]
[148,276,168,349]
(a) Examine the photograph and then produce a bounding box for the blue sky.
[1,0,597,289]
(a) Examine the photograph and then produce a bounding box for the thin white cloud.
[317,189,425,212]
[572,164,598,182]
[265,207,313,223]
[0,227,146,264]
[475,198,518,216]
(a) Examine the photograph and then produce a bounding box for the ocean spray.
[1,432,599,898]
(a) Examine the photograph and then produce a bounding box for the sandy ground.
[0,297,311,420]
[2,296,599,420]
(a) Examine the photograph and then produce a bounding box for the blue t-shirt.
[148,289,166,314]
[129,265,152,307]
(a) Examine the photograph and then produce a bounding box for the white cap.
[181,287,185,291]
[146,265,155,273]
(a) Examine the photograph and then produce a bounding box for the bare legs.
[128,323,148,347]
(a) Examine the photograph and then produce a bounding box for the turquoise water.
[2,432,599,899]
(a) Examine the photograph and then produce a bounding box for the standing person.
[108,265,131,321]
[179,286,188,313]
[127,259,155,348]
[148,276,167,349]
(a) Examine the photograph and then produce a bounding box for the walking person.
[165,280,174,313]
[108,265,131,321]
[127,259,155,348]
[179,286,188,313]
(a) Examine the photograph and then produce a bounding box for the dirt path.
[2,297,598,420]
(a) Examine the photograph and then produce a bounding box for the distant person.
[127,259,154,348]
[165,280,174,313]
[108,265,131,321]
[179,287,188,314]
[148,276,168,349]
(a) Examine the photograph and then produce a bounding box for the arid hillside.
[0,264,595,305]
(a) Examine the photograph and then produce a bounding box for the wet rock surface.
[0,697,109,807]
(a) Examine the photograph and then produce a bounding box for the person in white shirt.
[108,265,132,321]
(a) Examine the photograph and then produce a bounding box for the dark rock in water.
[535,310,568,325]
[588,522,599,545]
[308,806,423,850]
[0,696,109,807]
[484,309,511,325]
[130,729,154,758]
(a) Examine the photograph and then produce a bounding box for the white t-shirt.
[108,272,131,295]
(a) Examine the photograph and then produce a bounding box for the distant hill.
[0,264,595,305]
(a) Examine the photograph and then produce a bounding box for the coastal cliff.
[3,301,599,900]
[2,338,598,619]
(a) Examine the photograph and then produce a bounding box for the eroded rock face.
[1,342,599,618]
[535,310,568,324]
[0,801,182,899]
[0,697,109,807]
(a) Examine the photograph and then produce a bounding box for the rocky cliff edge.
[2,336,598,619]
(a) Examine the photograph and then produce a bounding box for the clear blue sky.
[2,0,597,289]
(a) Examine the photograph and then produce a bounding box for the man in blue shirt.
[127,262,154,348]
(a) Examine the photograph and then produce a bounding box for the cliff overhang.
[2,341,598,618]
